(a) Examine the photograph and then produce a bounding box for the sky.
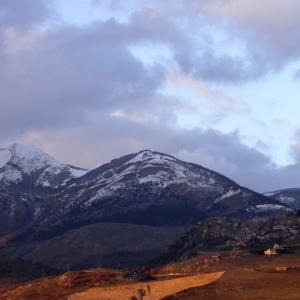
[1,0,300,192]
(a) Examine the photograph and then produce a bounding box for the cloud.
[6,105,300,193]
[0,18,167,139]
[16,115,275,191]
[104,0,300,82]
[1,0,300,194]
[204,0,300,71]
[168,74,248,113]
[294,69,300,80]
[289,131,300,162]
[0,0,53,29]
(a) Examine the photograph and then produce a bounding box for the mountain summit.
[0,143,87,187]
[27,149,287,241]
[0,143,87,237]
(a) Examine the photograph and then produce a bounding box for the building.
[264,248,277,256]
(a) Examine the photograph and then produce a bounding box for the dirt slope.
[68,272,224,300]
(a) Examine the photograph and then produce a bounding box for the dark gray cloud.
[0,18,166,139]
[23,113,271,170]
[0,0,53,29]
[1,0,300,193]
[28,114,300,193]
[189,0,300,81]
[98,0,300,82]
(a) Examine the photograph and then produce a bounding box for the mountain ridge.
[0,143,296,270]
[0,143,291,244]
[0,143,88,187]
[265,188,300,209]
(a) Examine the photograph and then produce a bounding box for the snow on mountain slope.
[60,149,236,206]
[214,188,242,203]
[42,149,284,233]
[249,204,292,213]
[0,147,289,242]
[265,188,300,209]
[0,148,11,168]
[0,143,87,187]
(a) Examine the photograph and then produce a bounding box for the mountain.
[265,188,300,209]
[24,149,287,241]
[0,143,87,237]
[0,143,87,188]
[0,144,292,270]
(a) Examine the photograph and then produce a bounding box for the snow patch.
[69,167,87,178]
[277,196,296,205]
[0,148,11,168]
[79,150,221,205]
[127,150,177,165]
[254,204,292,212]
[214,189,241,203]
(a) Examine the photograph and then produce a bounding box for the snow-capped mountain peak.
[127,149,178,165]
[0,143,87,187]
[9,143,64,174]
[63,149,241,206]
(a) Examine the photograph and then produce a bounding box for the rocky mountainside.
[162,212,300,262]
[0,143,87,237]
[265,188,300,209]
[21,149,288,241]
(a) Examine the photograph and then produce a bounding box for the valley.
[0,223,184,271]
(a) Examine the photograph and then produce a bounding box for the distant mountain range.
[0,143,297,270]
[0,143,291,241]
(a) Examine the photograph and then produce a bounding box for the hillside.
[0,259,58,288]
[0,223,184,271]
[160,212,300,263]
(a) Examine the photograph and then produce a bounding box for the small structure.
[264,248,277,256]
[264,244,281,256]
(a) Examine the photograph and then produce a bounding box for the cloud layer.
[1,0,300,192]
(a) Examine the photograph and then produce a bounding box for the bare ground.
[1,251,300,300]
